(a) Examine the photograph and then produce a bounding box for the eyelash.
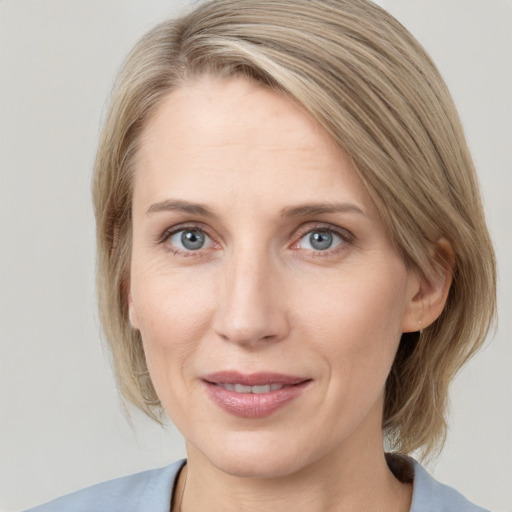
[157,223,354,258]
[157,223,216,257]
[292,223,354,257]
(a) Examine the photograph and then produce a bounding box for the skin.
[128,75,451,511]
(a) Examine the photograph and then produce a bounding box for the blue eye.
[298,229,344,251]
[169,229,212,251]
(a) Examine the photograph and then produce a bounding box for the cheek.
[130,262,215,377]
[292,260,409,369]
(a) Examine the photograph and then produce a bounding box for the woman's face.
[129,76,422,478]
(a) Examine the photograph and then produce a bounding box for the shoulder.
[23,459,186,512]
[23,457,490,512]
[410,459,490,512]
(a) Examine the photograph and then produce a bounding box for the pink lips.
[202,371,311,418]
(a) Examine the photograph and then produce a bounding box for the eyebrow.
[280,202,366,218]
[146,199,366,218]
[146,199,215,217]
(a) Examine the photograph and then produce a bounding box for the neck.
[176,439,412,512]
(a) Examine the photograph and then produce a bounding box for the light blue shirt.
[24,458,490,512]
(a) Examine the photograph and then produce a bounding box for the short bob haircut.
[93,0,496,458]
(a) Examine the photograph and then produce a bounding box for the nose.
[212,249,290,347]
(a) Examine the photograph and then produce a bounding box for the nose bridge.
[213,243,288,346]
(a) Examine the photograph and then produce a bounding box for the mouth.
[202,371,311,418]
[214,383,287,393]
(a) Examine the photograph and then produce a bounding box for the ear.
[401,238,455,333]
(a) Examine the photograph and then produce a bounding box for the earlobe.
[402,238,455,333]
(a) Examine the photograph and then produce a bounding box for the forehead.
[133,75,376,216]
[138,75,334,160]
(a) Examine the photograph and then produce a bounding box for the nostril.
[212,290,290,346]
[214,326,284,346]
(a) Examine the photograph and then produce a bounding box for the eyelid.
[158,222,206,241]
[156,221,354,255]
[293,222,354,242]
[291,222,355,253]
[157,222,218,252]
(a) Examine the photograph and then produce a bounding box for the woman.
[25,0,496,510]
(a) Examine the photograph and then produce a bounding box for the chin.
[189,429,319,479]
[214,453,307,480]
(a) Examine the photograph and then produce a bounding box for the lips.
[217,383,285,393]
[202,371,311,418]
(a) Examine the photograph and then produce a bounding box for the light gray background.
[0,1,510,511]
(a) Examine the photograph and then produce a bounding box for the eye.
[296,228,345,251]
[168,228,213,251]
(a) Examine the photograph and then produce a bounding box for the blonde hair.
[93,0,496,457]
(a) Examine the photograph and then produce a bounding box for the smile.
[216,383,285,393]
[202,372,311,418]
